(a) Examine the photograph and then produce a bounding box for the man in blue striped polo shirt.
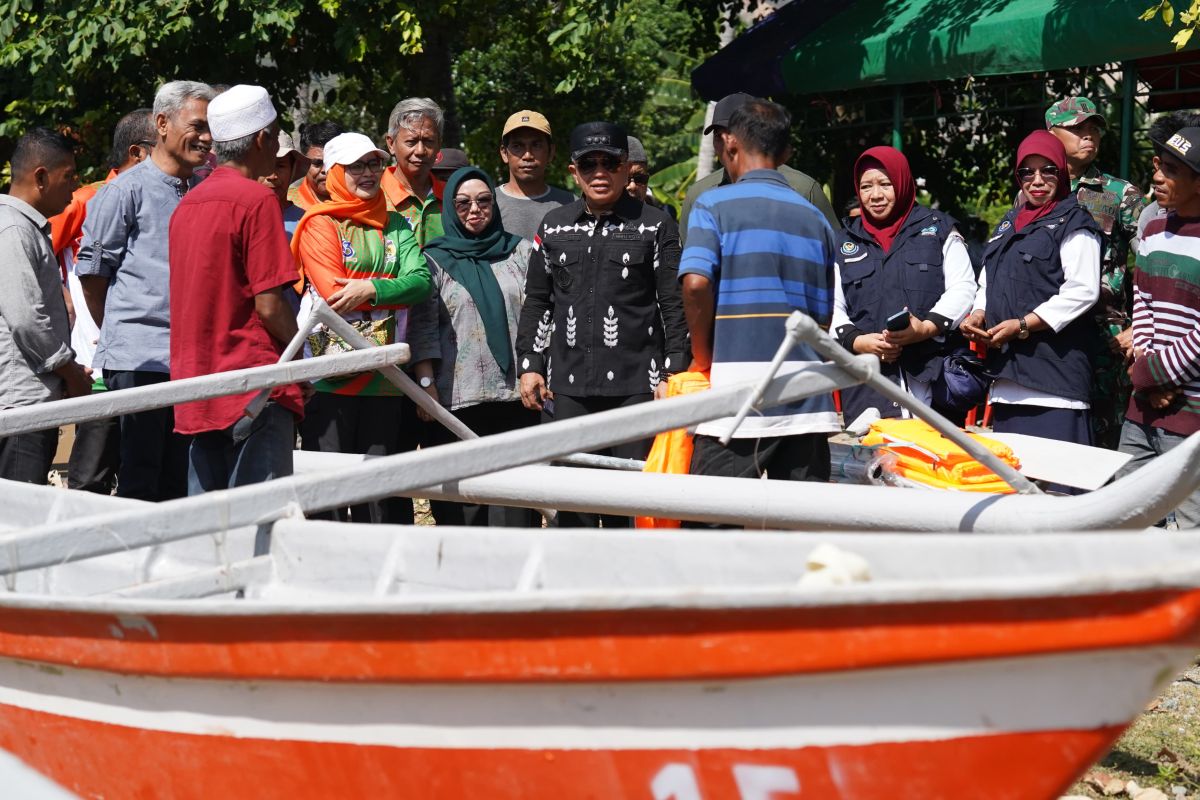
[679,97,838,484]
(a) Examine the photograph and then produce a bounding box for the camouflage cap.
[1045,97,1107,130]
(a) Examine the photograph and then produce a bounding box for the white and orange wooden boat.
[3,306,1200,799]
[0,521,1199,799]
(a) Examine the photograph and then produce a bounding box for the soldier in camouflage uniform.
[1046,96,1147,449]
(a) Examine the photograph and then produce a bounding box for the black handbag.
[932,349,995,413]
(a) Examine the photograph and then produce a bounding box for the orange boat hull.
[0,588,1197,799]
[0,703,1125,800]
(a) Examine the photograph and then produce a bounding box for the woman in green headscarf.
[409,165,539,526]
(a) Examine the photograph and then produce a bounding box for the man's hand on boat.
[520,373,554,412]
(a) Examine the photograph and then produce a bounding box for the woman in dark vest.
[832,146,977,425]
[962,130,1101,448]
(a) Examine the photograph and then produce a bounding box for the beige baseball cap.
[502,110,552,140]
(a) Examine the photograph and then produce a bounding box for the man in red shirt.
[169,85,305,494]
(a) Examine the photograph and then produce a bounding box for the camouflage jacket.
[1073,164,1146,329]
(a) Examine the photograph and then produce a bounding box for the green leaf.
[649,157,697,188]
[649,76,694,105]
[1173,24,1195,47]
[1165,0,1176,25]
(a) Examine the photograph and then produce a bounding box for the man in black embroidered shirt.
[515,121,686,527]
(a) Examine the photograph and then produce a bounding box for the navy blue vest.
[836,205,957,421]
[981,195,1099,402]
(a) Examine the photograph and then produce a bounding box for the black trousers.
[300,392,416,524]
[425,400,540,527]
[0,428,58,485]
[546,392,653,528]
[104,370,190,501]
[68,408,120,494]
[684,433,831,529]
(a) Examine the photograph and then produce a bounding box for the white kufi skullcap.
[207,85,277,143]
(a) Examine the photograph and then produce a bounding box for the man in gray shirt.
[495,109,574,241]
[0,128,93,484]
[681,92,839,243]
[77,79,216,501]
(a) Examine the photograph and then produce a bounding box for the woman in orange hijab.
[292,132,431,523]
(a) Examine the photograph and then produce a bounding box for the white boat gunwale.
[3,557,1199,618]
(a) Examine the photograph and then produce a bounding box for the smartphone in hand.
[885,308,911,333]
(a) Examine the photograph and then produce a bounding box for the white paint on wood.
[0,646,1188,750]
[0,362,862,576]
[0,344,411,436]
[986,432,1134,491]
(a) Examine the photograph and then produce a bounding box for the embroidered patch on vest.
[997,219,1012,234]
[840,241,860,255]
[341,240,355,259]
[384,236,397,262]
[919,225,938,236]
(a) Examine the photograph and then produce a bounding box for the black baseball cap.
[1151,126,1200,174]
[431,148,469,176]
[704,92,754,134]
[569,121,628,162]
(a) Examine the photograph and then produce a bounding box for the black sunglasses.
[1016,164,1060,182]
[575,154,623,173]
[628,173,649,185]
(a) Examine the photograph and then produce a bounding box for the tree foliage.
[0,0,734,185]
[452,0,708,190]
[1141,0,1200,50]
[0,0,431,174]
[781,67,1147,231]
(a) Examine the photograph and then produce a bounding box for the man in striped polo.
[1117,125,1200,529]
[679,98,839,486]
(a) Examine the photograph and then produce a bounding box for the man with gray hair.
[381,96,445,245]
[169,85,305,494]
[76,79,216,501]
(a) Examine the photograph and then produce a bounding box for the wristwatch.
[418,375,434,388]
[1017,317,1029,340]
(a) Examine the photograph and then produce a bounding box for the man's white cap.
[208,84,277,143]
[322,132,389,167]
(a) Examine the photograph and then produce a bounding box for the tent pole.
[892,86,903,151]
[1120,61,1136,179]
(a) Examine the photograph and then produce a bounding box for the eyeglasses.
[135,140,155,150]
[453,195,494,212]
[627,173,649,186]
[1016,165,1060,183]
[346,158,386,177]
[575,154,623,173]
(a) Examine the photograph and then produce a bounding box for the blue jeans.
[1117,420,1200,530]
[187,402,296,495]
[0,428,58,485]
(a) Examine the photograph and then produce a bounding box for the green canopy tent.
[694,0,1200,177]
[781,0,1197,94]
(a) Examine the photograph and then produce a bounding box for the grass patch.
[1068,663,1200,798]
